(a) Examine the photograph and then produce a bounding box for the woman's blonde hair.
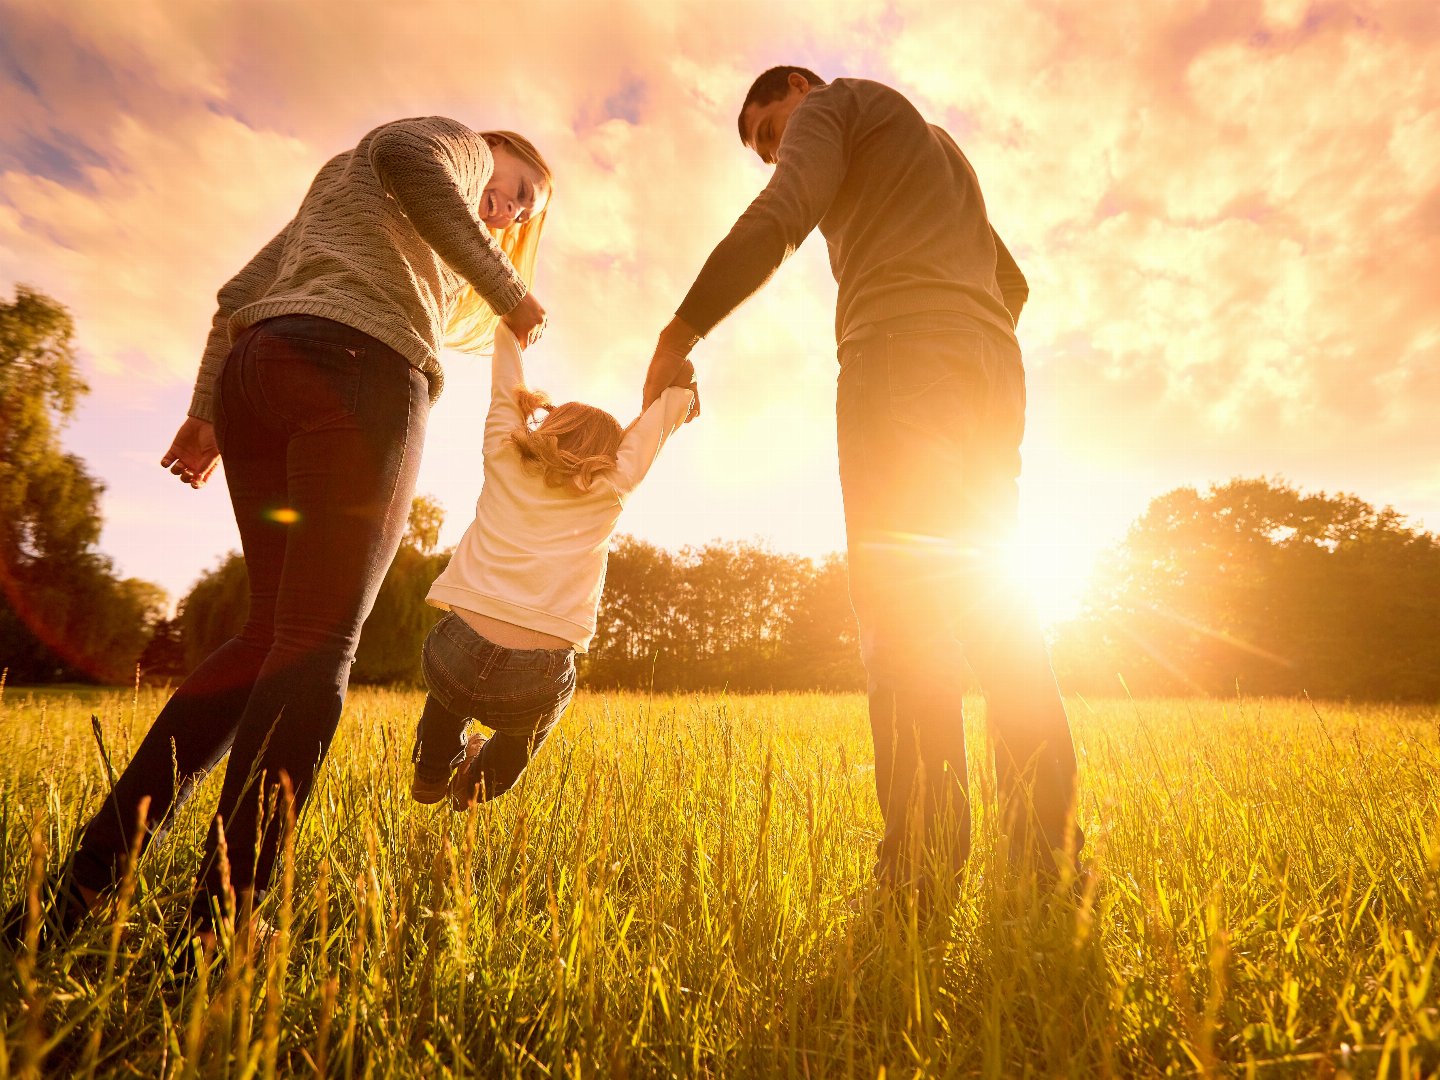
[445,130,553,353]
[508,388,623,494]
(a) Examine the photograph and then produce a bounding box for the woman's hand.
[502,292,548,349]
[161,417,221,489]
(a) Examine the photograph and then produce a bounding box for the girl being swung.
[410,326,695,808]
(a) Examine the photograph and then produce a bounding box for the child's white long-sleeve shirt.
[426,328,692,651]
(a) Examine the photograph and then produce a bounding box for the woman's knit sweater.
[189,116,527,421]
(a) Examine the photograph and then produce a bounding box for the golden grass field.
[1,686,1438,1077]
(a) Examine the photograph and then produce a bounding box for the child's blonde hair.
[508,388,623,494]
[445,130,553,353]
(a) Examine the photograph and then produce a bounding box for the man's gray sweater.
[676,78,1026,346]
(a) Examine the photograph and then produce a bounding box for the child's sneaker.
[448,733,488,811]
[410,760,453,805]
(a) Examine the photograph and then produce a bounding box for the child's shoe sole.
[448,734,488,811]
[410,765,452,805]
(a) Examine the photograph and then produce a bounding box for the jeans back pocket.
[254,334,363,432]
[885,327,988,442]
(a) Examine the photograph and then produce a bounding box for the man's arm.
[643,90,851,408]
[673,94,848,338]
[991,227,1029,326]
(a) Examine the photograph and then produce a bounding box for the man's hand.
[161,417,221,489]
[668,358,702,423]
[643,316,702,412]
[501,292,548,349]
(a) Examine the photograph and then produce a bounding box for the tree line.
[6,287,1440,700]
[169,527,865,692]
[105,480,1440,702]
[1051,477,1440,699]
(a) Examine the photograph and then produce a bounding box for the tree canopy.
[8,297,1433,707]
[0,286,165,683]
[1052,477,1440,698]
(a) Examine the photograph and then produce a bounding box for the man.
[642,67,1082,886]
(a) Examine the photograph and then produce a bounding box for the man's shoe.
[165,909,276,983]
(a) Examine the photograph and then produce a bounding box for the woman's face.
[481,143,550,229]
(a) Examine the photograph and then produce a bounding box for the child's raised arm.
[612,382,695,499]
[483,326,529,454]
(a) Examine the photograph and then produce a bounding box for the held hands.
[670,359,701,423]
[501,292,548,349]
[161,417,220,489]
[643,316,702,422]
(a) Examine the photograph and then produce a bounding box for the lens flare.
[266,508,300,524]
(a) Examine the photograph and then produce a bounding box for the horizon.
[3,0,1436,627]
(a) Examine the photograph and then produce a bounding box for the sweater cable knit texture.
[189,116,528,421]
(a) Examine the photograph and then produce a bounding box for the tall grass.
[2,686,1438,1077]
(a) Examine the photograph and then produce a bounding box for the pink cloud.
[1,0,1437,601]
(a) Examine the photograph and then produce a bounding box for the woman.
[3,117,553,956]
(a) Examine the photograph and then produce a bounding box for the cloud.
[1,0,1438,599]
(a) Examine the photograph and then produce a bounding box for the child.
[411,325,695,808]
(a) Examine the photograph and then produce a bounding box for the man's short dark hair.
[737,66,827,143]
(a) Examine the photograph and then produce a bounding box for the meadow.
[1,685,1437,1078]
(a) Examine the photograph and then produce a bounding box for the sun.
[1002,526,1098,628]
[1005,473,1145,628]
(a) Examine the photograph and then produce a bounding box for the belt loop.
[476,639,502,680]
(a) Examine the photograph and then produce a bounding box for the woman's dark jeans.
[414,612,576,800]
[836,312,1081,884]
[72,314,428,917]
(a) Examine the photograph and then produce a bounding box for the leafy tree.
[178,551,249,671]
[584,536,864,692]
[137,617,188,681]
[175,497,451,685]
[405,493,445,556]
[0,285,165,682]
[784,554,866,690]
[1053,477,1440,699]
[584,535,678,685]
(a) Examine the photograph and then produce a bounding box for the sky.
[1,0,1437,625]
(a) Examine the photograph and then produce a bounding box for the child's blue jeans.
[413,612,576,799]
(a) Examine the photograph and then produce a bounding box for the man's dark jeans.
[413,612,576,800]
[836,312,1081,883]
[72,314,428,917]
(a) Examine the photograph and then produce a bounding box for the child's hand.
[502,292,548,348]
[670,360,701,422]
[669,359,696,387]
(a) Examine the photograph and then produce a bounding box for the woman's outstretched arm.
[367,118,528,319]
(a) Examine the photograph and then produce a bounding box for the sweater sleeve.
[484,326,528,455]
[674,90,849,337]
[188,221,292,421]
[611,387,694,498]
[991,227,1029,326]
[367,117,529,318]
